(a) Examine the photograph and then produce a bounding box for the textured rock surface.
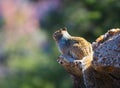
[92,29,120,72]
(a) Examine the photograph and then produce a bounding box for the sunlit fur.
[53,28,71,53]
[53,28,92,60]
[61,30,71,40]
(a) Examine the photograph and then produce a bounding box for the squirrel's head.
[53,27,70,41]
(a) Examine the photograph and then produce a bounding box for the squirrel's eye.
[62,27,67,31]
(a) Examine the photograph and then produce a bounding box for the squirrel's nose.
[53,34,56,40]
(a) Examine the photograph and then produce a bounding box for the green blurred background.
[0,0,120,88]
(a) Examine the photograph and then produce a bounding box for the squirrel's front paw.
[73,60,82,66]
[57,55,68,65]
[57,56,64,64]
[57,55,74,65]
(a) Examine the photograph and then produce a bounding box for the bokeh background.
[0,0,120,88]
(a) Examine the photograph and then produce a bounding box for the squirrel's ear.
[62,27,67,31]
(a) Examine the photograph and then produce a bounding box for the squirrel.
[53,27,92,60]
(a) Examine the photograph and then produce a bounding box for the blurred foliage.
[0,30,72,88]
[0,0,120,88]
[43,0,120,41]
